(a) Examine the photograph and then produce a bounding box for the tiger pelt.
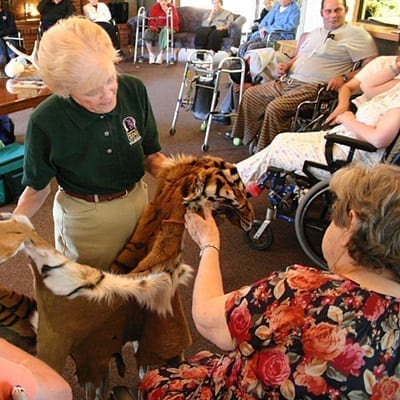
[109,154,254,373]
[111,154,254,276]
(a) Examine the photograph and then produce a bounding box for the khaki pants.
[53,180,148,271]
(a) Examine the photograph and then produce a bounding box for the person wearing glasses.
[230,0,378,153]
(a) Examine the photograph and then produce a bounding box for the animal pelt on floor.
[0,154,254,400]
[0,212,190,399]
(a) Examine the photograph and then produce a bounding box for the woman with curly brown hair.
[139,163,400,399]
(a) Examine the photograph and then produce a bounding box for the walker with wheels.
[169,50,246,152]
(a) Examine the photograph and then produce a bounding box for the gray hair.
[330,163,400,277]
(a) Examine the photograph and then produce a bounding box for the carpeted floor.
[0,54,313,398]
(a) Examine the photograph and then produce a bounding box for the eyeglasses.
[322,7,346,15]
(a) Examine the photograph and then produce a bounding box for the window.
[357,0,400,26]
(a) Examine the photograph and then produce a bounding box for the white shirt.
[83,2,112,23]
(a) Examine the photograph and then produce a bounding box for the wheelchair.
[247,85,339,155]
[244,131,400,270]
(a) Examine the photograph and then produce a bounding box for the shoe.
[212,114,231,125]
[230,46,239,56]
[148,53,156,64]
[155,52,163,64]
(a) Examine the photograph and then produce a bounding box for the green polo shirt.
[23,74,161,195]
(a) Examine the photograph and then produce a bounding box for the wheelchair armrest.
[325,134,377,152]
[265,29,296,43]
[302,134,377,184]
[324,133,377,166]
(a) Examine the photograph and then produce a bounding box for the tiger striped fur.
[111,154,254,276]
[0,286,37,355]
[0,212,191,400]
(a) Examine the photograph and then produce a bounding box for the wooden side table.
[0,78,51,115]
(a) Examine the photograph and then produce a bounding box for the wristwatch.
[342,74,350,82]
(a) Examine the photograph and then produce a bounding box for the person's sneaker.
[224,130,232,139]
[148,53,156,64]
[155,52,163,64]
[230,46,239,56]
[11,386,30,400]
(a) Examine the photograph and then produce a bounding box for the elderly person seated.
[230,0,378,153]
[143,0,180,64]
[0,1,19,66]
[138,162,400,399]
[194,0,234,56]
[83,0,120,49]
[236,0,300,57]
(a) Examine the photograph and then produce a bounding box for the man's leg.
[231,80,283,146]
[207,29,227,52]
[0,40,9,65]
[256,82,320,151]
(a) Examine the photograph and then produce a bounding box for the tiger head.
[159,155,254,231]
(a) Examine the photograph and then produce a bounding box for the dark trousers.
[194,26,228,52]
[96,21,120,49]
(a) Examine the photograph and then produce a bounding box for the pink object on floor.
[246,182,263,197]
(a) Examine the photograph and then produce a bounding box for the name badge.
[123,116,141,145]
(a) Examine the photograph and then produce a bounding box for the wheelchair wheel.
[295,180,333,270]
[244,220,273,250]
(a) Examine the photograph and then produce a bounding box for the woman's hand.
[335,110,356,126]
[185,203,220,250]
[325,104,349,126]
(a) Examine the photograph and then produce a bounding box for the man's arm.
[325,55,377,92]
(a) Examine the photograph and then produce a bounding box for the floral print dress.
[139,265,400,399]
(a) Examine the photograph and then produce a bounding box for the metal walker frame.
[133,6,175,64]
[169,50,246,152]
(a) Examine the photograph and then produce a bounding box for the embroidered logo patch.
[123,117,141,145]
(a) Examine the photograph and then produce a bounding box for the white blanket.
[244,48,290,82]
